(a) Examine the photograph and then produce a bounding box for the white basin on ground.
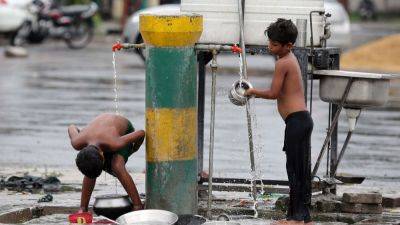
[314,70,398,108]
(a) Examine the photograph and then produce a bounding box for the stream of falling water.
[112,52,119,115]
[112,51,119,194]
[249,98,265,203]
[238,54,264,217]
[239,55,243,83]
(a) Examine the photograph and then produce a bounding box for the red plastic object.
[231,44,242,54]
[68,212,93,224]
[112,42,123,52]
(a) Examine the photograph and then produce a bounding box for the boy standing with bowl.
[246,18,314,224]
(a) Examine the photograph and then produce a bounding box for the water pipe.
[238,0,257,207]
[207,49,218,219]
[320,13,332,48]
[238,0,248,80]
[326,103,332,177]
[112,42,145,52]
[113,42,241,53]
[195,44,242,53]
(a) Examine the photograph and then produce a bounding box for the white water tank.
[181,0,325,46]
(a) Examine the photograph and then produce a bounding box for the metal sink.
[314,70,397,108]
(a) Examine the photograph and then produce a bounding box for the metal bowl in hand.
[116,209,178,225]
[93,194,133,220]
[228,79,253,106]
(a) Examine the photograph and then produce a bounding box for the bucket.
[93,194,133,220]
[228,79,253,106]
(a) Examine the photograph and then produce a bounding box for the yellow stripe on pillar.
[146,108,197,162]
[140,14,203,47]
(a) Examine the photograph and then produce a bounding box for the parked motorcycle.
[27,0,98,49]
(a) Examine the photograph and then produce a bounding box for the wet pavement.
[1,35,400,189]
[0,22,400,223]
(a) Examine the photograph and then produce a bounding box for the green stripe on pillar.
[146,47,197,109]
[146,159,197,214]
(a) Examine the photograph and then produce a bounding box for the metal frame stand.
[312,78,353,178]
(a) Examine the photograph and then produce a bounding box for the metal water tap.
[210,49,218,71]
[112,41,145,52]
[231,44,242,54]
[112,41,122,52]
[320,13,332,47]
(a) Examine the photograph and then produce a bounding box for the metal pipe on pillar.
[140,14,203,215]
[293,19,309,105]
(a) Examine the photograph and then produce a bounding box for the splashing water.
[239,54,244,81]
[249,98,266,206]
[253,201,259,218]
[238,53,264,217]
[250,98,265,180]
[238,54,244,90]
[112,52,119,115]
[239,52,268,217]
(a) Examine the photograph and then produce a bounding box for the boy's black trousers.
[283,111,313,223]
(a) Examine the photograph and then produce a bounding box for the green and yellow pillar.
[140,14,203,214]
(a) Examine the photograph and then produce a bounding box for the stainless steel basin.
[314,70,395,108]
[116,209,178,225]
